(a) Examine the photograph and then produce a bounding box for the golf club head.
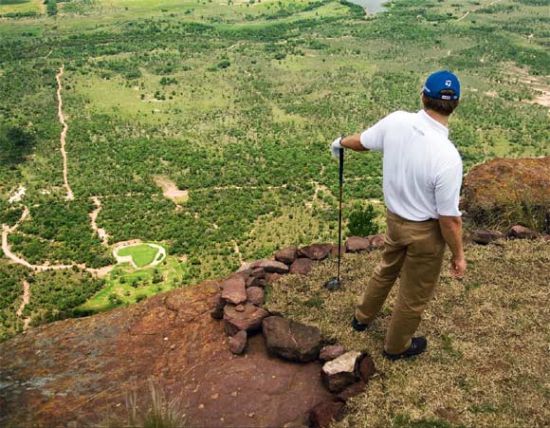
[324,277,341,291]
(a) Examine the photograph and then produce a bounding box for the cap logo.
[445,80,452,87]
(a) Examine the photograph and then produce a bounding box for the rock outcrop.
[0,281,333,427]
[461,157,550,233]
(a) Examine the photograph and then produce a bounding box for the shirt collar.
[417,110,449,137]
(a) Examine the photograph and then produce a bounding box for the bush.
[348,204,379,236]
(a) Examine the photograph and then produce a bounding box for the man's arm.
[341,134,368,152]
[439,216,466,278]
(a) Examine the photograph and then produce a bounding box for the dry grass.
[266,240,550,428]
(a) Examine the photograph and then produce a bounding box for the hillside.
[1,237,548,427]
[1,0,549,339]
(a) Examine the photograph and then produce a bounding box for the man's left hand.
[330,137,343,158]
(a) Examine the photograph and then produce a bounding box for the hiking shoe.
[383,337,428,361]
[351,317,369,332]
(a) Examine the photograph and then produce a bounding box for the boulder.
[246,287,264,306]
[461,157,550,233]
[357,354,376,383]
[250,267,266,278]
[508,225,538,240]
[275,246,298,265]
[254,260,290,274]
[309,399,346,428]
[319,344,346,362]
[321,351,361,393]
[337,380,367,402]
[210,294,226,320]
[290,258,314,276]
[369,234,385,250]
[228,330,247,355]
[246,275,266,288]
[345,236,371,253]
[221,275,247,305]
[471,229,504,245]
[262,316,322,362]
[223,303,269,336]
[298,244,333,261]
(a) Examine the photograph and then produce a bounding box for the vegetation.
[347,203,379,236]
[0,0,548,338]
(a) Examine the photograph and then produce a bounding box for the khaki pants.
[355,211,445,354]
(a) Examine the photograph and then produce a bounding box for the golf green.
[117,244,160,268]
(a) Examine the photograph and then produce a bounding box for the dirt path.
[233,240,244,266]
[15,280,31,331]
[56,66,74,201]
[1,206,113,277]
[90,197,109,246]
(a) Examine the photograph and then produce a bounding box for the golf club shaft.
[337,147,344,281]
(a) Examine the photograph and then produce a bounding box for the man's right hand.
[450,255,466,279]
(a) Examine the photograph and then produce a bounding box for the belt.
[387,210,438,223]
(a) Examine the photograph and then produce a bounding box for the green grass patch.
[78,255,186,314]
[117,243,162,267]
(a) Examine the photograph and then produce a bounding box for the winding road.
[56,66,74,201]
[90,197,109,246]
[15,280,31,331]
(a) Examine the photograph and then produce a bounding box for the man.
[330,70,466,361]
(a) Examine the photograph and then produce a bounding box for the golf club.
[324,145,344,291]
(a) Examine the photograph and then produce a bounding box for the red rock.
[471,229,504,245]
[262,316,322,362]
[319,344,346,362]
[330,244,344,258]
[223,303,269,336]
[345,236,371,253]
[369,234,385,250]
[0,282,334,428]
[254,260,290,274]
[357,354,376,383]
[221,275,247,305]
[275,246,298,265]
[321,351,361,393]
[246,287,264,306]
[246,275,266,288]
[290,258,314,275]
[228,330,247,355]
[508,225,538,240]
[251,267,266,278]
[298,244,333,260]
[337,380,367,402]
[461,157,549,231]
[309,399,346,428]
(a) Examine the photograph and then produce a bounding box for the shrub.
[348,204,379,236]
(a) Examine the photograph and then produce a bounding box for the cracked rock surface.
[0,281,331,427]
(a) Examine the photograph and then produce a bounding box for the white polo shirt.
[360,110,462,221]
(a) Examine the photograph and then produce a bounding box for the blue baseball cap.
[422,70,461,100]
